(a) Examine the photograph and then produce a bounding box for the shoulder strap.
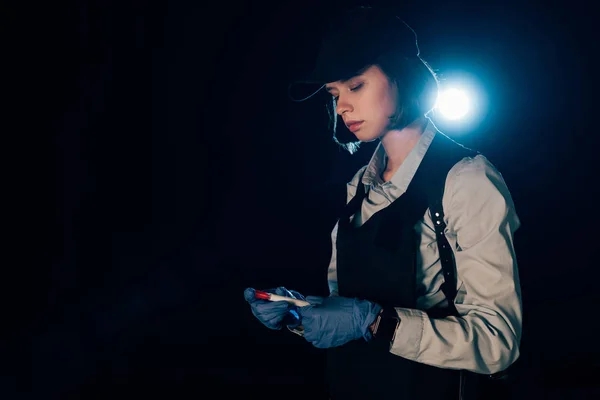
[429,197,460,314]
[425,132,478,313]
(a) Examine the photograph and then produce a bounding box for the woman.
[244,6,522,400]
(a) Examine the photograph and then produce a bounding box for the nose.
[335,96,353,116]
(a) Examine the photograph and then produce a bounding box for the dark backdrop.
[4,0,598,398]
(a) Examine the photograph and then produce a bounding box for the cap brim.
[287,78,327,102]
[287,64,368,102]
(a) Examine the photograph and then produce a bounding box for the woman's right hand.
[243,287,305,330]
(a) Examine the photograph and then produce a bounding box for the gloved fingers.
[266,311,291,328]
[244,287,258,303]
[305,295,325,305]
[288,289,306,301]
[273,286,296,297]
[258,314,284,330]
[253,300,290,316]
[251,306,292,330]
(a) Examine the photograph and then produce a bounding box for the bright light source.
[436,88,470,120]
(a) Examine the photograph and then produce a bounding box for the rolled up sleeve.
[389,155,523,375]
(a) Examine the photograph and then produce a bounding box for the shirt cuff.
[389,307,425,360]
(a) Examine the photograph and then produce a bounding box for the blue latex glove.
[297,295,382,348]
[244,287,305,330]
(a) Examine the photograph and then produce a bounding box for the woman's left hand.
[297,296,382,348]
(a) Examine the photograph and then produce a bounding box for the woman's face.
[325,65,398,142]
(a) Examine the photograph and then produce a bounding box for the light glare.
[436,88,470,120]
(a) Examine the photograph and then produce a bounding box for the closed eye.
[331,83,363,101]
[350,83,363,92]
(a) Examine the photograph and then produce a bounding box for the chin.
[354,129,382,143]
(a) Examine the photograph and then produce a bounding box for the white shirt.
[327,121,523,375]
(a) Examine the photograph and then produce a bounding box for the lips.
[345,121,364,132]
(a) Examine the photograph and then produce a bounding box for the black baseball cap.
[288,6,422,102]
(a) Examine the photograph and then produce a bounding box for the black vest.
[327,132,476,400]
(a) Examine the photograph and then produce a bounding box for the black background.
[4,0,599,398]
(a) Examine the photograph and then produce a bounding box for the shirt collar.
[361,120,437,193]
